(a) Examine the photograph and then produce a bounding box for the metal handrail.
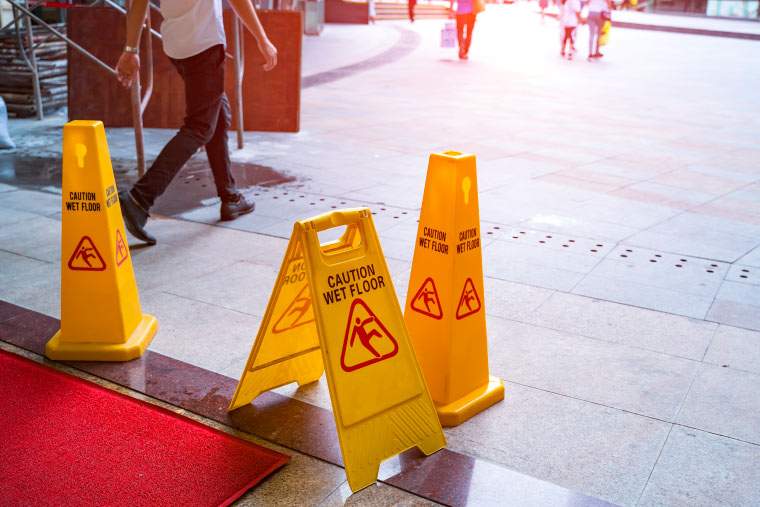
[4,0,247,178]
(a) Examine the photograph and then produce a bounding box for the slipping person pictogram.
[341,298,398,372]
[350,316,383,358]
[115,229,129,266]
[272,285,315,333]
[455,278,481,319]
[115,0,279,245]
[410,277,443,319]
[67,236,106,271]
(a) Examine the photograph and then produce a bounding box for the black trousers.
[456,13,476,54]
[131,44,236,210]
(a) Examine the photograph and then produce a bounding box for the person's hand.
[258,38,278,71]
[116,52,140,88]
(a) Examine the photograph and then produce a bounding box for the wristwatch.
[124,45,139,54]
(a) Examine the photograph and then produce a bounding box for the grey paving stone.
[484,277,554,322]
[0,215,61,263]
[0,251,59,318]
[319,481,439,507]
[589,246,728,298]
[624,221,759,263]
[0,205,39,227]
[236,451,346,507]
[519,213,640,242]
[445,382,670,507]
[167,260,279,318]
[572,194,681,230]
[706,281,760,331]
[0,189,61,215]
[525,292,716,359]
[141,290,261,376]
[704,325,760,375]
[486,317,698,420]
[482,236,594,292]
[144,216,289,268]
[725,264,759,286]
[572,274,714,320]
[638,426,760,507]
[676,364,760,445]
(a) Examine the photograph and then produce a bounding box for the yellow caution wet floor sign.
[404,151,504,427]
[45,120,157,361]
[229,209,445,492]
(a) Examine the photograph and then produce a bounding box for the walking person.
[559,0,581,59]
[456,0,479,60]
[408,0,416,22]
[587,0,611,60]
[116,0,278,245]
[539,0,549,20]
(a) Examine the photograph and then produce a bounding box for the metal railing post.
[232,18,245,150]
[22,0,44,120]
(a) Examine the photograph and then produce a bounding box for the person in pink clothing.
[559,0,581,59]
[456,0,476,60]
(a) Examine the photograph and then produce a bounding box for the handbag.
[474,0,486,14]
[441,21,457,48]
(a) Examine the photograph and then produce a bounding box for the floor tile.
[676,364,760,445]
[706,281,760,331]
[445,382,670,507]
[704,325,760,375]
[638,426,760,507]
[141,291,262,376]
[487,317,698,420]
[525,292,716,359]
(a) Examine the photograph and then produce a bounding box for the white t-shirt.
[588,0,609,13]
[159,0,226,59]
[560,0,581,27]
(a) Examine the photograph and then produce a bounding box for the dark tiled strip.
[0,301,613,507]
[302,27,421,89]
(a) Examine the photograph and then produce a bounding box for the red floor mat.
[0,349,288,507]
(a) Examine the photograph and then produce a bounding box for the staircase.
[375,1,452,20]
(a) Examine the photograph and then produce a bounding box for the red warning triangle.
[115,229,129,267]
[272,284,315,333]
[456,278,481,320]
[340,298,398,372]
[410,277,443,319]
[67,235,106,272]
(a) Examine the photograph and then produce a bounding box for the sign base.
[45,314,157,361]
[436,375,504,427]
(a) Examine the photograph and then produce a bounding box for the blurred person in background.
[587,0,611,59]
[559,0,581,59]
[456,0,481,59]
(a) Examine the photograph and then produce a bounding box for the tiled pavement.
[2,4,760,506]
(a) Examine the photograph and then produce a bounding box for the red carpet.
[0,350,288,507]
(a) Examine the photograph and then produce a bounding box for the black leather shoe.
[220,193,255,221]
[119,190,156,245]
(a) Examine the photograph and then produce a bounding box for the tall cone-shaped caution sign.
[404,151,504,427]
[46,121,157,361]
[229,208,445,492]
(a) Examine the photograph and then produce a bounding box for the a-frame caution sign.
[229,209,445,492]
[410,277,443,319]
